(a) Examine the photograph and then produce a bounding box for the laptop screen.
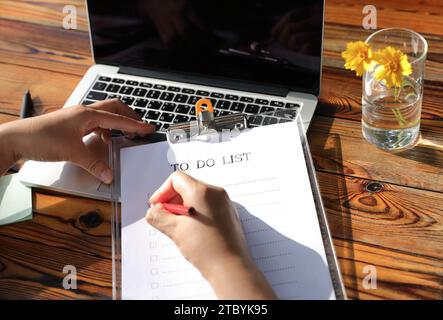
[87,0,324,95]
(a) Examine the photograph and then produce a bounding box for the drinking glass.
[362,28,428,151]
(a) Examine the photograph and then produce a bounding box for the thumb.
[75,148,114,184]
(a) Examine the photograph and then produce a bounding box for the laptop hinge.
[118,66,289,97]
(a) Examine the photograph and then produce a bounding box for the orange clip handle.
[195,98,214,115]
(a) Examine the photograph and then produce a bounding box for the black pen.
[9,90,35,173]
[20,89,34,118]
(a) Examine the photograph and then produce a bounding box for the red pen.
[159,203,195,216]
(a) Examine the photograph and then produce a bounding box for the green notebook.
[0,173,33,226]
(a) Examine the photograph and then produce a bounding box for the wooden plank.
[308,115,443,193]
[333,238,443,300]
[0,63,82,117]
[0,0,88,31]
[317,172,443,299]
[325,0,443,36]
[0,18,91,56]
[0,1,91,77]
[0,113,18,125]
[0,18,92,76]
[318,171,443,260]
[0,191,113,299]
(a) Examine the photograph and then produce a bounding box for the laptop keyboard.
[83,76,300,132]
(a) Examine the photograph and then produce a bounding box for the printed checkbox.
[149,242,157,248]
[150,268,159,275]
[150,255,158,263]
[151,282,159,289]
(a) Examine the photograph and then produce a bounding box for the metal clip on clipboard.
[167,98,298,143]
[167,99,248,143]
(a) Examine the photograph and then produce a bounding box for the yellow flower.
[373,46,412,88]
[341,41,374,76]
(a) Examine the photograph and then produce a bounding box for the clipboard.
[109,102,346,300]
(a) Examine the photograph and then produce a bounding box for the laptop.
[18,0,325,200]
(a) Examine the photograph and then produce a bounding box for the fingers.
[93,128,111,144]
[89,99,142,121]
[83,99,155,136]
[101,129,111,144]
[85,109,155,136]
[73,146,114,184]
[146,203,180,238]
[149,171,199,205]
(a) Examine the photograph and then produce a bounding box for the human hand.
[3,99,154,183]
[147,171,252,276]
[146,171,276,299]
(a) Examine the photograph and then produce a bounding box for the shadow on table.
[307,114,358,299]
[395,130,443,168]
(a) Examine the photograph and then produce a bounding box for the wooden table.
[0,0,442,300]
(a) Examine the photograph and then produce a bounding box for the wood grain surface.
[0,0,441,299]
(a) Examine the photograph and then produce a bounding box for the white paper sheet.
[120,122,335,299]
